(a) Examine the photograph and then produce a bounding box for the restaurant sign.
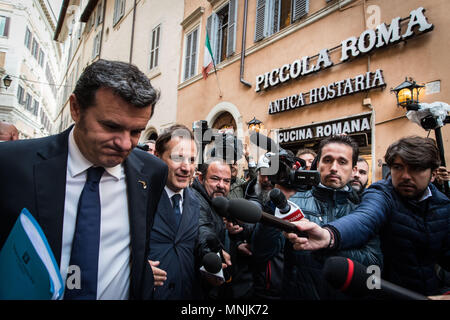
[256,7,433,93]
[269,69,384,115]
[278,113,371,144]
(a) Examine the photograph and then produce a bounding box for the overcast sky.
[46,0,62,21]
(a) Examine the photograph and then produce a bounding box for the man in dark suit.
[147,124,202,300]
[0,59,167,300]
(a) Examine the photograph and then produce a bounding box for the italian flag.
[202,32,215,80]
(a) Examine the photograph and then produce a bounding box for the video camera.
[193,120,244,164]
[250,132,320,190]
[136,143,149,152]
[406,102,450,130]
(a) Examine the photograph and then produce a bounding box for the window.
[38,49,45,67]
[206,0,238,64]
[113,0,126,26]
[17,85,25,105]
[24,27,32,49]
[31,38,39,59]
[91,9,96,29]
[149,25,160,70]
[96,0,104,26]
[183,27,198,81]
[86,15,93,33]
[255,0,309,42]
[32,99,39,116]
[25,93,32,111]
[0,16,10,37]
[92,32,101,58]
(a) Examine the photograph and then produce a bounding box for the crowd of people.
[0,59,449,301]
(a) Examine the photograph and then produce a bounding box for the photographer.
[228,144,257,199]
[252,135,382,300]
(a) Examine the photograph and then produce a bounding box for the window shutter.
[97,0,104,25]
[190,28,198,77]
[113,0,118,25]
[292,0,309,23]
[226,0,238,57]
[254,0,266,42]
[273,0,280,34]
[4,17,9,37]
[24,27,30,48]
[184,33,192,80]
[155,26,160,67]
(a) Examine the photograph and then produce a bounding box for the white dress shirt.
[60,128,131,299]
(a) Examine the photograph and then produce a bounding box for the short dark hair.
[199,158,231,178]
[73,59,160,116]
[316,135,359,167]
[357,157,369,166]
[385,136,440,171]
[155,124,195,156]
[296,148,317,158]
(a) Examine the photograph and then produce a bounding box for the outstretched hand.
[284,220,331,251]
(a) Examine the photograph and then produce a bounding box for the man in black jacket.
[191,159,233,299]
[289,136,450,297]
[252,135,382,299]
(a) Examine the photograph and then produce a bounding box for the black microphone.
[269,188,290,214]
[223,198,308,238]
[211,196,230,219]
[249,132,279,153]
[202,252,222,274]
[212,196,240,225]
[205,235,232,282]
[323,256,428,300]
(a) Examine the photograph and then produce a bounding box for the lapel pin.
[138,180,147,189]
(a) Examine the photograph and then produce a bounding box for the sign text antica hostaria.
[255,7,433,93]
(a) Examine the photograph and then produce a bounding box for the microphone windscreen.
[227,198,262,223]
[205,234,222,253]
[202,252,222,274]
[269,188,288,210]
[211,196,229,218]
[323,256,369,296]
[249,132,279,153]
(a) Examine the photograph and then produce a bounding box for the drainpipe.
[240,0,251,87]
[129,0,137,63]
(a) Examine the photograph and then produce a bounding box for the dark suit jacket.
[0,127,168,299]
[148,187,202,300]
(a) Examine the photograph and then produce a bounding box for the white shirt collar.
[418,187,432,202]
[164,186,184,202]
[68,127,122,180]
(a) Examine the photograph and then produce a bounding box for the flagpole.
[205,30,223,98]
[214,68,223,98]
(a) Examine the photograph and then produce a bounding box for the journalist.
[291,136,450,296]
[252,135,382,299]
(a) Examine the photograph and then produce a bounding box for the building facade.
[177,0,450,181]
[0,0,62,138]
[54,0,185,140]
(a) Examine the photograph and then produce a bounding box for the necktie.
[65,166,104,300]
[171,194,182,230]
